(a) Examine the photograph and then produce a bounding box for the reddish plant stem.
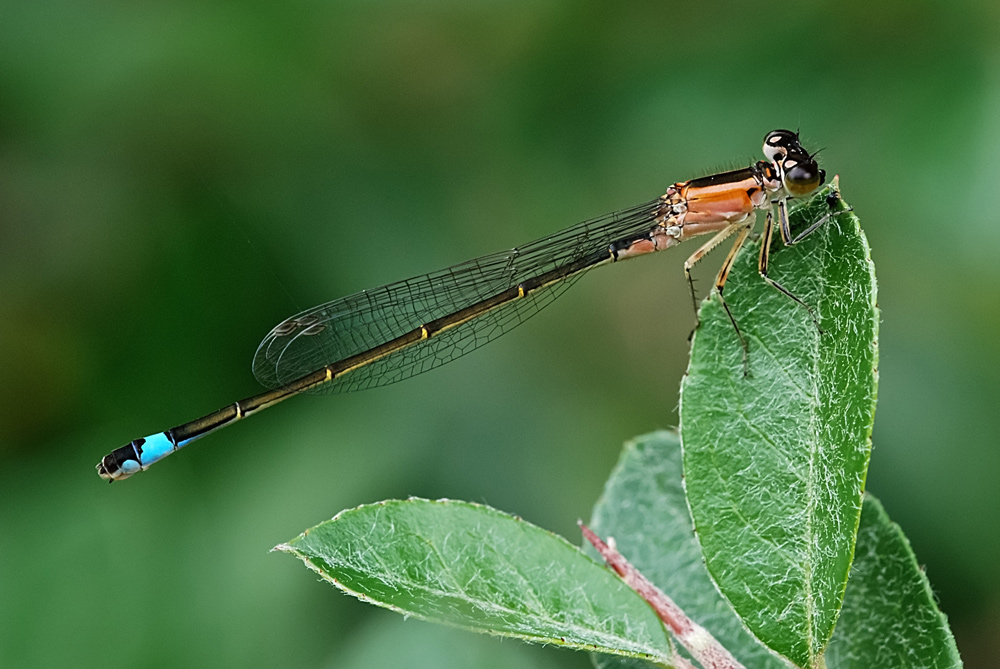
[580,522,746,669]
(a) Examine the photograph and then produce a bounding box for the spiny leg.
[712,222,754,375]
[786,190,853,245]
[776,196,794,244]
[683,222,744,330]
[758,204,823,333]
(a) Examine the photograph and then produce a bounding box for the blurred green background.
[2,1,999,667]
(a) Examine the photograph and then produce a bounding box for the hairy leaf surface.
[278,499,673,665]
[680,184,879,665]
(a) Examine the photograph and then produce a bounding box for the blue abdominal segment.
[96,431,193,482]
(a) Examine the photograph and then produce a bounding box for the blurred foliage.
[1,1,999,667]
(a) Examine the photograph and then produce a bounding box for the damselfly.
[98,130,837,481]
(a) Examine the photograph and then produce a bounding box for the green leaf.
[588,431,788,669]
[826,495,963,669]
[277,498,673,665]
[679,183,879,666]
[588,432,961,669]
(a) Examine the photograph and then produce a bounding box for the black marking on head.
[763,129,809,165]
[764,129,799,146]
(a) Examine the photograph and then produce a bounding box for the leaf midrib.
[801,215,834,664]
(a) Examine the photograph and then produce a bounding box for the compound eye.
[783,156,823,197]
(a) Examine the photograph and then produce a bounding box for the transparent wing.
[253,198,664,394]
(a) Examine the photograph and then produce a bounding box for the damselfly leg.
[683,221,747,323]
[757,182,853,338]
[706,221,755,370]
